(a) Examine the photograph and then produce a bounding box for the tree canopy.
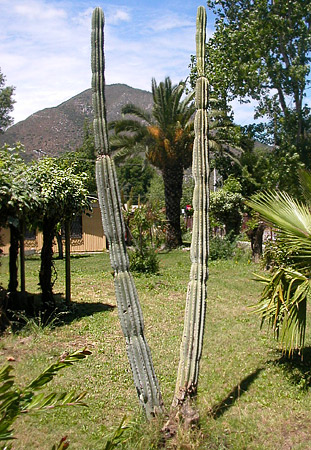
[0,69,15,134]
[30,158,91,308]
[0,144,38,228]
[205,0,311,167]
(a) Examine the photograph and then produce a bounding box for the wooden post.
[20,220,25,294]
[65,220,71,303]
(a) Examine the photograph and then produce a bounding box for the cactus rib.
[92,7,163,418]
[172,5,209,407]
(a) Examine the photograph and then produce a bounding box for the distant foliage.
[0,70,15,134]
[146,172,165,208]
[116,156,155,203]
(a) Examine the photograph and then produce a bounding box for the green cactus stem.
[172,5,209,408]
[91,7,164,418]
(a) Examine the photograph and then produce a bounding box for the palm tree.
[247,170,311,356]
[110,77,195,248]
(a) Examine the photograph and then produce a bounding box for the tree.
[31,158,90,310]
[205,0,311,167]
[0,144,38,299]
[247,169,311,355]
[0,69,15,133]
[110,77,195,248]
[212,127,304,258]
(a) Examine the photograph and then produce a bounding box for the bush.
[129,248,159,274]
[209,236,236,260]
[263,237,299,270]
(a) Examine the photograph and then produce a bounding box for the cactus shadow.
[210,367,264,419]
[59,299,116,324]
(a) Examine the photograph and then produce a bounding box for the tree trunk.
[65,220,71,304]
[56,231,64,259]
[162,164,184,248]
[8,224,19,294]
[39,217,56,310]
[247,222,265,263]
[20,219,25,294]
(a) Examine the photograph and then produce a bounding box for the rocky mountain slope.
[0,84,153,160]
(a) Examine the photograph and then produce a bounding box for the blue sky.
[1,0,210,124]
[0,0,290,126]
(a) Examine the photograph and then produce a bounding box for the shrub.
[129,248,159,274]
[263,237,299,270]
[209,236,236,260]
[125,203,164,274]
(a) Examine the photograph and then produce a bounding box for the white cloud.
[108,9,131,24]
[14,1,67,20]
[147,13,193,32]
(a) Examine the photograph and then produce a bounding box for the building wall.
[0,202,106,255]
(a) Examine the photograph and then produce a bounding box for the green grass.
[1,250,311,449]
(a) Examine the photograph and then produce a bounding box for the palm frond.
[111,119,145,135]
[121,104,152,124]
[247,191,311,261]
[254,267,309,355]
[298,169,311,207]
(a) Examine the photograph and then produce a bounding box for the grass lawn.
[1,250,311,449]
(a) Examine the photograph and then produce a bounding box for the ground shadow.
[270,347,311,390]
[210,367,264,419]
[1,290,115,333]
[68,254,93,259]
[58,298,116,325]
[24,253,94,261]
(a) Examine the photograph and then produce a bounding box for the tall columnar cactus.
[172,6,209,407]
[91,7,164,418]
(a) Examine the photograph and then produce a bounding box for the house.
[0,201,107,255]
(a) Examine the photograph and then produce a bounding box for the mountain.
[0,84,153,160]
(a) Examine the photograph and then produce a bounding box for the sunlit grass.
[0,250,311,449]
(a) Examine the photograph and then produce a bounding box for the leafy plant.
[210,176,244,240]
[0,348,91,447]
[209,236,236,261]
[103,416,129,450]
[247,169,311,355]
[129,248,159,274]
[126,204,162,274]
[254,268,309,356]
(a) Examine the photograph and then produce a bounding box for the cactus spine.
[91,7,164,418]
[172,6,209,407]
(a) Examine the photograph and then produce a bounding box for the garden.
[0,1,310,448]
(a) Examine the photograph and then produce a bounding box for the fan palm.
[110,77,195,248]
[247,170,311,355]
